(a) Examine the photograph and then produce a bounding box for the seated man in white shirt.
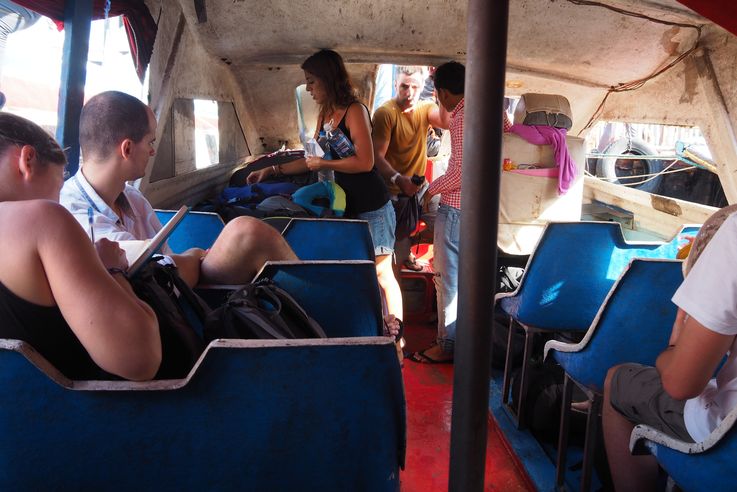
[602,210,737,492]
[60,91,297,287]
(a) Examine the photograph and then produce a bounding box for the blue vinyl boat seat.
[280,218,375,261]
[197,260,384,338]
[543,259,683,491]
[154,209,225,253]
[155,212,374,261]
[495,221,698,429]
[0,337,405,491]
[630,400,737,492]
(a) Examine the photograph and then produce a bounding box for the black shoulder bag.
[128,259,209,379]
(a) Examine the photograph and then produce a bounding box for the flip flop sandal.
[406,348,453,364]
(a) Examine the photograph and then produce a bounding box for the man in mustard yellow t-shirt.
[372,66,449,269]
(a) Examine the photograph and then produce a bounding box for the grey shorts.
[610,363,694,442]
[356,200,396,257]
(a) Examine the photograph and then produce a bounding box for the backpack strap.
[167,265,211,339]
[265,281,327,338]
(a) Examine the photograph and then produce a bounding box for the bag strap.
[223,283,292,339]
[252,284,298,338]
[161,261,211,340]
[264,281,327,338]
[227,303,289,339]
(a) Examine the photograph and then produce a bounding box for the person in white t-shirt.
[602,210,737,491]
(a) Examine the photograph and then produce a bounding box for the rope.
[568,0,703,135]
[586,153,678,161]
[585,159,698,187]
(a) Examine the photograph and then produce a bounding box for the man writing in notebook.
[61,91,297,287]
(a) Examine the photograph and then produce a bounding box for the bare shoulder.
[346,102,371,124]
[0,199,69,216]
[0,200,86,254]
[0,201,84,305]
[0,200,70,226]
[421,99,438,114]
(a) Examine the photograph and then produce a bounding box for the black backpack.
[128,260,209,379]
[204,279,327,341]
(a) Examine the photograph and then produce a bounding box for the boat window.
[194,99,219,169]
[585,121,725,207]
[296,84,318,140]
[1,16,60,133]
[1,15,147,136]
[150,98,246,182]
[372,64,396,113]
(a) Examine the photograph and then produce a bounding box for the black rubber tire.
[596,137,664,193]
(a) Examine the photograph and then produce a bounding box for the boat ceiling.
[178,0,710,86]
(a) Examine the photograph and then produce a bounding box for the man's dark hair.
[301,49,358,112]
[80,91,151,160]
[433,61,465,95]
[0,112,66,166]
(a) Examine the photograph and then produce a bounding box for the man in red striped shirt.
[409,62,511,363]
[409,61,466,363]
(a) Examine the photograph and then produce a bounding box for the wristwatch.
[390,172,401,185]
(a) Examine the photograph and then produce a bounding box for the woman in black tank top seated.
[247,49,404,332]
[0,113,160,381]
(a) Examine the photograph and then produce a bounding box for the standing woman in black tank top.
[246,49,404,333]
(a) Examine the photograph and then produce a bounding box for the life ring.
[595,137,664,193]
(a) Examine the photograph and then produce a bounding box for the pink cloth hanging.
[509,124,576,195]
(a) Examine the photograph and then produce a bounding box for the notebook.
[117,205,189,276]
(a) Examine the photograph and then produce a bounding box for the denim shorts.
[357,200,396,257]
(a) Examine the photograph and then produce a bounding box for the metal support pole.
[448,0,509,490]
[57,0,93,176]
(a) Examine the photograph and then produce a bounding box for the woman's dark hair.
[434,61,465,95]
[0,112,66,166]
[301,49,358,113]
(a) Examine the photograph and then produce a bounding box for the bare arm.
[246,158,309,184]
[428,102,450,129]
[373,133,419,196]
[15,202,161,380]
[373,134,395,179]
[657,313,734,400]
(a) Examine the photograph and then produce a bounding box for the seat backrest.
[0,337,404,491]
[155,210,225,253]
[499,222,694,331]
[256,260,384,338]
[551,259,682,390]
[281,218,375,261]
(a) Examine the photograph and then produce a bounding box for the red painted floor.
[400,321,534,492]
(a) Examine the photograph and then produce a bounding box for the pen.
[87,207,95,243]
